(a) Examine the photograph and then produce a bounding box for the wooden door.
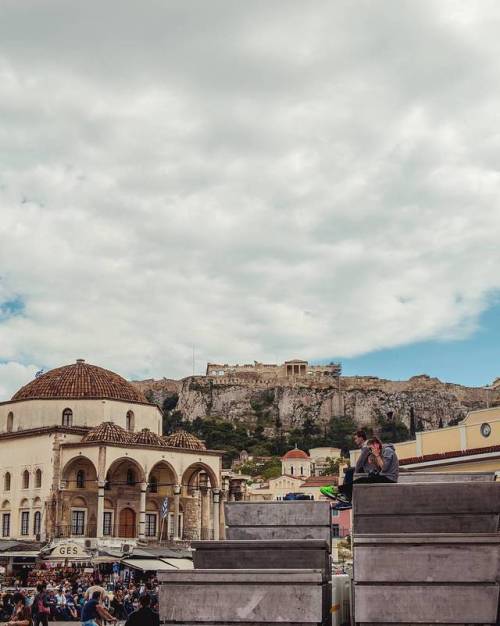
[118,507,136,538]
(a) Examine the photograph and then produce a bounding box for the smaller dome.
[131,428,167,447]
[282,448,309,460]
[163,430,206,450]
[82,422,132,445]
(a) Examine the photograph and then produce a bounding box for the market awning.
[121,558,178,572]
[162,558,193,570]
[0,551,40,557]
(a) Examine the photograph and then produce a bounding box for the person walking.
[81,590,116,626]
[124,594,159,626]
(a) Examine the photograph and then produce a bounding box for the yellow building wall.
[394,441,418,459]
[420,427,462,455]
[466,419,500,449]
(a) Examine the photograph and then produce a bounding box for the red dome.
[12,359,147,404]
[281,448,309,460]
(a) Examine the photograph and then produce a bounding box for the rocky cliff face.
[131,374,498,432]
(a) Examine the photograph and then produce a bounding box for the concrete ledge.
[192,540,330,579]
[226,526,332,543]
[354,584,499,623]
[353,483,500,515]
[354,513,498,534]
[354,472,496,483]
[225,501,331,526]
[159,569,326,625]
[353,534,500,583]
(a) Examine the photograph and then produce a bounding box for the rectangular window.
[145,513,157,537]
[21,511,29,536]
[332,524,340,538]
[331,509,339,517]
[103,512,113,536]
[71,510,85,536]
[2,513,10,537]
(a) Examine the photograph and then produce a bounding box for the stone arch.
[148,461,178,493]
[182,463,219,490]
[71,495,88,507]
[61,456,98,488]
[106,457,146,486]
[33,497,42,507]
[20,498,30,508]
[104,498,114,509]
[1,500,10,509]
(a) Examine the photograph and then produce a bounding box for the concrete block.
[159,569,326,625]
[353,483,500,515]
[397,472,496,483]
[353,534,500,583]
[192,540,330,579]
[225,501,331,527]
[354,513,498,534]
[226,525,332,543]
[354,584,499,623]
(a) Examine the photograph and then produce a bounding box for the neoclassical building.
[0,360,223,545]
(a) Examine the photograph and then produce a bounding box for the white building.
[0,360,224,545]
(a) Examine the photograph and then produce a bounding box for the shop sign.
[50,543,89,558]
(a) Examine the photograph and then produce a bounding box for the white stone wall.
[0,432,60,540]
[0,398,162,434]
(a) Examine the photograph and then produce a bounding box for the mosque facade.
[0,360,223,545]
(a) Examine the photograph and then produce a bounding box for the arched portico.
[59,456,98,538]
[181,463,221,540]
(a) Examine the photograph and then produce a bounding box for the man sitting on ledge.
[320,435,399,510]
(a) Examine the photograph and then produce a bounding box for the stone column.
[199,474,210,540]
[96,480,106,538]
[173,484,181,540]
[212,489,220,540]
[139,482,147,540]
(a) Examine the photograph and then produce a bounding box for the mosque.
[0,360,223,546]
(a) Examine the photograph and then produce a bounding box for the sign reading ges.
[51,543,88,558]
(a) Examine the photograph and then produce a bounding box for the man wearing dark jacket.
[125,594,159,626]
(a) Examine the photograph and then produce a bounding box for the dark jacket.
[125,606,160,626]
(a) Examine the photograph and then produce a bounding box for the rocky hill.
[131,373,499,433]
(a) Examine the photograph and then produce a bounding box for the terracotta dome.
[281,448,309,460]
[163,430,206,451]
[131,428,167,447]
[12,359,147,403]
[82,422,132,444]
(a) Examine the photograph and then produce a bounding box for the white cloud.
[1,0,500,397]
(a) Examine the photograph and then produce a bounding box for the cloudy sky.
[1,0,500,398]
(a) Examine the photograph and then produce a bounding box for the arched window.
[22,470,29,489]
[33,511,41,536]
[6,412,13,433]
[62,408,73,427]
[149,476,158,493]
[290,466,294,475]
[126,410,135,432]
[126,469,135,486]
[4,473,11,492]
[35,469,42,489]
[76,470,86,489]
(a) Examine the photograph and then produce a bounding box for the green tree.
[319,456,341,476]
[326,416,358,454]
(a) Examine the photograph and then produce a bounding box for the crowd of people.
[0,572,160,625]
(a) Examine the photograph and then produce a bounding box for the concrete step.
[353,482,500,534]
[353,533,500,583]
[354,583,499,624]
[159,569,327,626]
[224,501,332,546]
[192,539,331,580]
